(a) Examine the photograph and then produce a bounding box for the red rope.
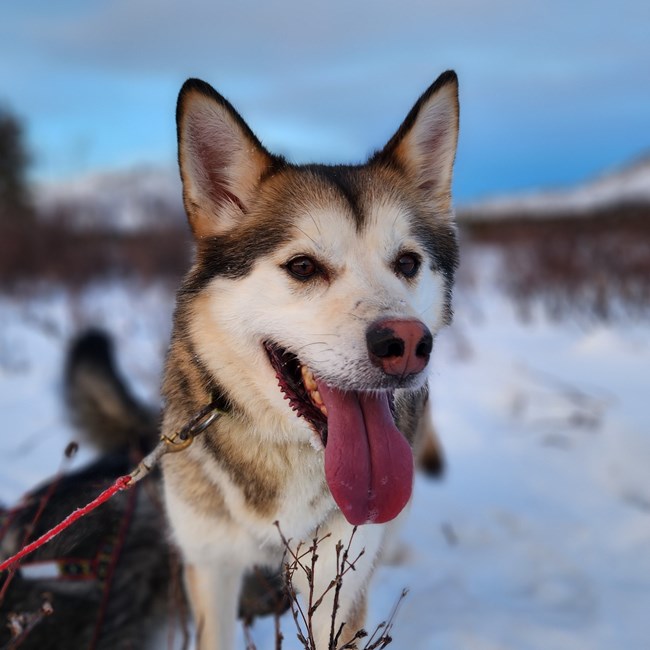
[0,475,132,573]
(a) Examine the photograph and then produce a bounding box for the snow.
[460,155,650,221]
[1,244,649,648]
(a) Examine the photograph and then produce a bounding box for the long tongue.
[318,383,414,525]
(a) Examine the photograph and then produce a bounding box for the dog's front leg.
[184,560,243,650]
[291,515,385,650]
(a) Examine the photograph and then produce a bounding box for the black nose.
[366,319,433,377]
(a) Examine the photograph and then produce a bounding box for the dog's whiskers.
[418,300,439,317]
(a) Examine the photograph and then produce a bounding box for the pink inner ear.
[421,125,446,158]
[186,119,246,213]
[411,121,455,195]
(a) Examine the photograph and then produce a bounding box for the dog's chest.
[186,420,334,532]
[268,445,335,535]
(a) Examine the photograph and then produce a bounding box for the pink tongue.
[318,383,414,525]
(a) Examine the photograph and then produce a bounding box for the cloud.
[2,0,649,196]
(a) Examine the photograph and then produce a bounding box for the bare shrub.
[462,211,650,321]
[0,209,191,291]
[241,524,407,650]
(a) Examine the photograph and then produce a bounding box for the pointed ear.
[176,79,277,239]
[375,70,459,211]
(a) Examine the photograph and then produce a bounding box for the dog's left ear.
[176,79,277,239]
[374,70,459,212]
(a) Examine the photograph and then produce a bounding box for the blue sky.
[1,0,649,201]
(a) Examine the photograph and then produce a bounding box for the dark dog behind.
[0,331,170,649]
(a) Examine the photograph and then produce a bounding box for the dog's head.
[175,73,459,525]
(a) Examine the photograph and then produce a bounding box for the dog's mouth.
[264,342,414,525]
[265,343,329,446]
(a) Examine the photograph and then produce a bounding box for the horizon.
[2,0,649,202]
[30,144,650,212]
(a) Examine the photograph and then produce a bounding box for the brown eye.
[287,255,318,280]
[395,253,421,278]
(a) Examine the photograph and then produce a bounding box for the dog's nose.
[366,319,433,378]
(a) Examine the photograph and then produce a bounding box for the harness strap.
[89,481,138,650]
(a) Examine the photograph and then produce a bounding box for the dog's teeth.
[300,365,318,392]
[298,364,329,416]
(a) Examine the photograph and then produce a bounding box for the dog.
[162,70,459,648]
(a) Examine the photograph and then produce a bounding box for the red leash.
[0,476,131,573]
[0,399,223,574]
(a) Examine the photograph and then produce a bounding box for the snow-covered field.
[1,242,648,649]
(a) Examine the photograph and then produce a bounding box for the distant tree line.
[0,107,190,289]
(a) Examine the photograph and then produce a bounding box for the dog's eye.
[395,253,421,278]
[286,255,318,280]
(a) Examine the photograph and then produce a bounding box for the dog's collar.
[129,391,229,483]
[162,390,229,453]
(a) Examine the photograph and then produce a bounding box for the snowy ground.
[1,243,649,649]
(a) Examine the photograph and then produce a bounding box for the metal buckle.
[162,407,221,453]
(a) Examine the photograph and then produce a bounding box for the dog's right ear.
[176,79,276,239]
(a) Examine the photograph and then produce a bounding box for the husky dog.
[162,71,459,649]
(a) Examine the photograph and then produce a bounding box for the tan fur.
[164,451,229,519]
[339,593,369,646]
